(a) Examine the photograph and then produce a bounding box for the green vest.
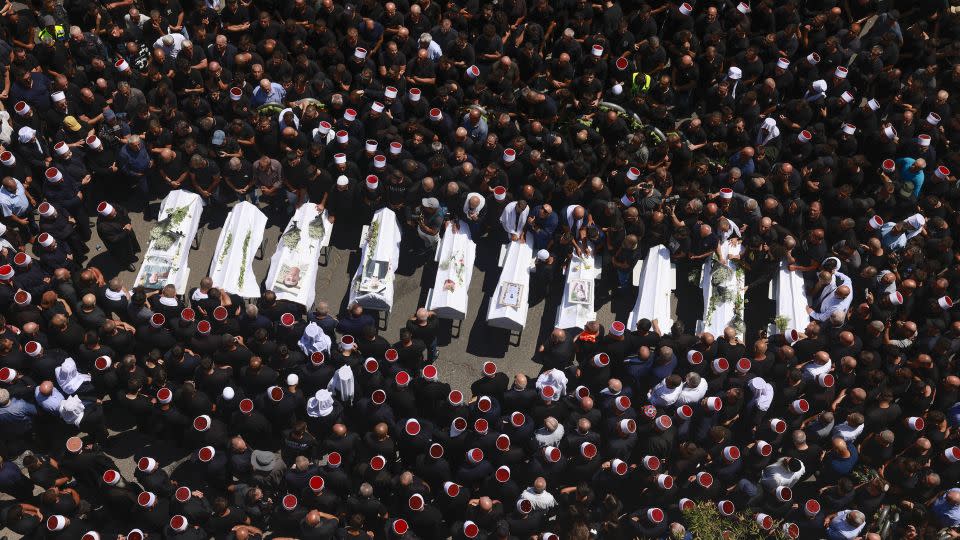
[631,72,651,94]
[39,25,66,42]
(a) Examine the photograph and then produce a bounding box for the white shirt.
[831,422,864,443]
[534,425,564,448]
[500,202,529,236]
[811,289,852,321]
[802,359,832,381]
[676,379,708,405]
[648,380,683,407]
[520,488,557,511]
[760,458,805,491]
[154,33,186,58]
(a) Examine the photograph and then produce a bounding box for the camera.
[664,195,680,204]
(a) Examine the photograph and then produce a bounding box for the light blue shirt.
[0,180,29,217]
[251,83,286,107]
[933,489,960,527]
[0,398,37,434]
[35,387,65,416]
[826,510,866,539]
[423,40,443,61]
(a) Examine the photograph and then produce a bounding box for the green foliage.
[682,502,787,539]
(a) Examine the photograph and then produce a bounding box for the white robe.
[55,358,90,395]
[499,202,529,236]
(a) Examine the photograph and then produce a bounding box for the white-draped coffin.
[426,220,476,320]
[771,262,810,333]
[135,190,203,294]
[698,241,746,339]
[266,204,333,307]
[349,208,401,312]
[486,236,535,332]
[209,202,268,298]
[628,245,676,330]
[555,251,600,330]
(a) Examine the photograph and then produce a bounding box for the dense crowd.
[0,0,958,538]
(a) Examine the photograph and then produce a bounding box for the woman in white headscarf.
[55,358,91,396]
[298,322,332,356]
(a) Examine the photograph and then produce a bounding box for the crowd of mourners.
[0,0,959,538]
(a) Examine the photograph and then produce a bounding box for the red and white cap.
[373,154,387,169]
[907,416,925,431]
[0,367,16,383]
[495,465,511,482]
[626,166,641,181]
[869,215,885,229]
[336,130,349,144]
[783,522,801,539]
[317,121,331,135]
[679,498,696,511]
[37,232,54,248]
[580,442,597,459]
[268,386,284,401]
[370,101,385,114]
[696,471,714,487]
[13,101,29,115]
[429,443,444,459]
[516,498,533,514]
[365,175,379,190]
[940,296,954,310]
[591,44,604,57]
[115,58,130,72]
[395,370,411,388]
[334,152,348,165]
[421,364,438,381]
[776,57,790,69]
[884,125,897,139]
[0,151,14,166]
[370,455,386,471]
[717,500,735,516]
[790,399,810,414]
[735,357,751,373]
[405,418,421,436]
[127,529,145,540]
[928,112,942,125]
[807,52,821,64]
[354,47,367,59]
[756,440,773,456]
[429,108,442,121]
[170,515,188,532]
[944,446,960,462]
[365,139,378,152]
[937,165,952,179]
[655,415,672,431]
[466,65,480,78]
[678,2,693,15]
[47,515,67,531]
[842,123,856,135]
[719,187,734,200]
[341,335,355,350]
[647,507,665,523]
[503,148,516,162]
[889,291,904,305]
[25,341,42,357]
[94,355,111,370]
[711,357,729,373]
[310,351,325,366]
[510,411,525,427]
[45,166,63,183]
[180,307,195,322]
[408,88,421,101]
[776,486,792,502]
[466,447,484,464]
[137,456,158,473]
[615,57,629,71]
[496,434,510,451]
[309,475,324,492]
[408,493,424,511]
[239,398,254,413]
[610,320,626,336]
[324,452,342,469]
[676,404,694,420]
[802,499,822,517]
[770,418,787,434]
[196,321,211,335]
[448,390,463,405]
[13,290,30,306]
[841,91,855,103]
[229,87,243,101]
[618,192,634,206]
[390,141,403,154]
[868,98,880,110]
[797,130,813,143]
[462,521,479,538]
[212,306,228,321]
[656,474,674,489]
[493,186,507,201]
[193,415,211,432]
[611,458,628,476]
[722,445,740,462]
[477,395,492,412]
[137,491,157,508]
[835,66,848,79]
[473,418,488,434]
[705,397,723,411]
[919,134,932,147]
[687,350,704,364]
[281,494,297,510]
[53,141,69,156]
[543,446,561,463]
[385,86,398,99]
[619,418,637,434]
[593,353,611,368]
[444,482,461,497]
[392,518,409,536]
[150,312,165,328]
[642,455,660,471]
[575,385,590,399]
[451,417,467,436]
[102,469,121,485]
[817,373,835,388]
[0,265,13,281]
[736,1,750,14]
[540,385,556,400]
[756,513,774,530]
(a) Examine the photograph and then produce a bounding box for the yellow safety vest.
[631,72,651,94]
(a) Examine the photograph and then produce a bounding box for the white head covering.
[535,369,568,402]
[298,322,332,356]
[306,389,335,418]
[59,395,86,426]
[327,365,355,405]
[756,117,780,146]
[55,358,91,395]
[17,126,35,143]
[463,192,486,218]
[748,377,774,411]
